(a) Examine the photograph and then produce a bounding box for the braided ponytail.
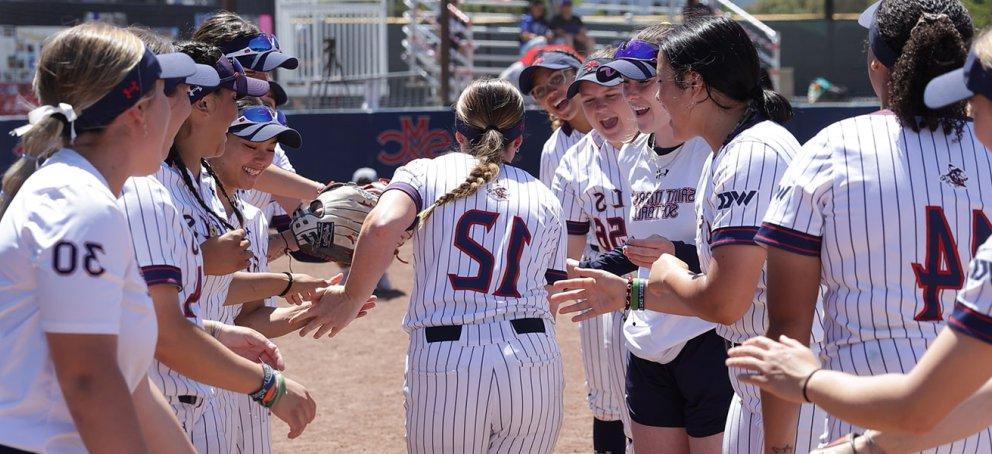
[418,78,524,224]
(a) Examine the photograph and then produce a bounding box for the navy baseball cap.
[925,49,992,108]
[858,0,900,68]
[519,51,583,95]
[599,40,658,81]
[566,58,622,99]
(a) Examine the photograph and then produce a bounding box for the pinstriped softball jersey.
[387,152,567,329]
[951,237,992,342]
[120,176,213,406]
[551,130,631,427]
[153,162,235,452]
[539,123,586,186]
[757,112,992,448]
[155,164,235,325]
[226,197,274,454]
[696,117,828,453]
[385,151,567,453]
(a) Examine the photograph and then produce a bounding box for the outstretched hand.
[725,335,821,403]
[289,285,377,338]
[550,267,628,322]
[213,323,285,371]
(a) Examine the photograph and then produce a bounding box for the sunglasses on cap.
[225,33,281,58]
[231,106,287,128]
[613,39,659,62]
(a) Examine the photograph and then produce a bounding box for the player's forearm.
[133,377,195,454]
[256,165,323,201]
[803,370,928,433]
[763,249,821,452]
[225,271,290,306]
[267,230,298,262]
[648,269,745,322]
[868,379,992,452]
[343,221,402,303]
[236,305,310,339]
[642,275,704,317]
[155,317,264,394]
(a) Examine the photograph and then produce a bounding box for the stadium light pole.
[439,0,452,105]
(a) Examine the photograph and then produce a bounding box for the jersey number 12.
[449,209,532,298]
[912,207,992,321]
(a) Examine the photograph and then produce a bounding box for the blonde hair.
[0,23,145,218]
[418,78,524,224]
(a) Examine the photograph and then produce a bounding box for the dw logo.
[717,190,757,210]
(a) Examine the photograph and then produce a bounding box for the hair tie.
[920,12,949,24]
[10,103,78,141]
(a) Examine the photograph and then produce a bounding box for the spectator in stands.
[550,0,594,56]
[682,0,719,21]
[520,0,554,51]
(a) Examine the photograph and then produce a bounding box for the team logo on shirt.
[940,164,968,188]
[655,168,670,179]
[716,190,757,210]
[487,184,510,202]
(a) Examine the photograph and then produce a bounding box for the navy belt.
[425,318,545,343]
[589,244,600,252]
[178,395,201,406]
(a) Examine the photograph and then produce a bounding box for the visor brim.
[157,53,197,79]
[924,68,973,109]
[601,59,656,81]
[232,123,303,149]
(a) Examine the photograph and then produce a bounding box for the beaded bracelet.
[625,277,634,311]
[249,363,276,402]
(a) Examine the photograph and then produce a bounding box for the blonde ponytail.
[0,23,145,219]
[418,78,524,224]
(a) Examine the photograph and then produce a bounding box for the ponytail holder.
[11,103,78,141]
[454,116,526,145]
[920,12,949,24]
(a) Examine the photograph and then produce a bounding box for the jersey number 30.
[449,209,532,298]
[912,207,992,321]
[52,241,105,277]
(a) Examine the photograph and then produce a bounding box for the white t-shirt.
[619,135,715,363]
[0,149,157,452]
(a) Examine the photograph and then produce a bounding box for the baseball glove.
[290,182,381,265]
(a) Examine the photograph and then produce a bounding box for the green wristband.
[632,278,646,311]
[264,373,287,409]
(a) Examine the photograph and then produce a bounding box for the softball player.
[596,28,732,453]
[551,49,638,453]
[206,99,323,454]
[727,30,992,454]
[737,1,992,452]
[517,50,592,186]
[157,41,327,450]
[551,17,826,453]
[193,12,325,220]
[0,23,195,452]
[296,78,568,453]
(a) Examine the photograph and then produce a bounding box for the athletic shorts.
[625,329,733,438]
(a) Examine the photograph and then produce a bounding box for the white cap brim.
[859,1,881,28]
[156,53,197,79]
[186,64,220,87]
[232,123,303,149]
[924,68,973,109]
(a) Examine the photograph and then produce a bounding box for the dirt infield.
[269,245,594,453]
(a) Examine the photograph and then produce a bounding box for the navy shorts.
[626,329,733,438]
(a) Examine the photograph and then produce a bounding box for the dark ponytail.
[878,0,973,134]
[661,17,792,126]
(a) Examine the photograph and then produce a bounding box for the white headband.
[10,103,78,141]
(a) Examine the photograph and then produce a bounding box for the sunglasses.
[614,39,659,62]
[225,33,281,59]
[532,69,575,100]
[231,106,287,129]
